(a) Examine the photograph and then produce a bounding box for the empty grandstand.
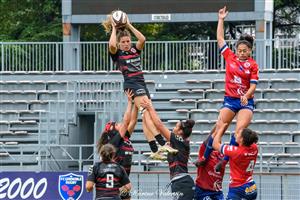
[1,0,300,199]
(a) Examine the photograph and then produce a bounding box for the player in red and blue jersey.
[199,6,259,167]
[86,144,131,200]
[213,119,258,200]
[102,12,177,160]
[194,135,226,200]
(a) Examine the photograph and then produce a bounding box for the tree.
[273,0,300,37]
[0,1,298,41]
[0,0,62,41]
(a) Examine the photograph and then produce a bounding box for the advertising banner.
[0,171,93,200]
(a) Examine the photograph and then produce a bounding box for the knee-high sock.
[149,140,158,153]
[204,135,214,159]
[224,134,238,161]
[155,134,166,146]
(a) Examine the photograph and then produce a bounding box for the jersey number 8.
[106,174,114,188]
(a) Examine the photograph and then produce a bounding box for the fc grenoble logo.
[59,173,83,200]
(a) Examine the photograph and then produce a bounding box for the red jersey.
[195,143,226,191]
[220,43,259,98]
[221,143,258,187]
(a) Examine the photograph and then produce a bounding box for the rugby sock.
[203,135,214,159]
[224,134,238,161]
[149,140,158,153]
[125,130,131,138]
[230,134,238,146]
[155,134,166,146]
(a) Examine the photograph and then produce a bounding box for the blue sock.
[224,134,238,161]
[230,134,238,146]
[204,135,213,159]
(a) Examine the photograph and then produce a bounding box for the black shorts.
[171,175,195,200]
[124,83,151,99]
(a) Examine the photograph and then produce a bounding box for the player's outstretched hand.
[125,14,130,26]
[218,6,228,19]
[125,89,134,101]
[140,97,152,109]
[110,15,117,28]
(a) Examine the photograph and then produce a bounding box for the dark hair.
[99,144,116,163]
[180,119,195,138]
[242,128,258,147]
[236,34,254,49]
[98,121,117,150]
[117,29,131,42]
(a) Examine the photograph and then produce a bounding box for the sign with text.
[0,172,92,200]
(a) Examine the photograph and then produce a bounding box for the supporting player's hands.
[218,6,228,20]
[194,160,202,167]
[240,95,248,106]
[140,97,152,110]
[125,89,134,101]
[216,116,228,130]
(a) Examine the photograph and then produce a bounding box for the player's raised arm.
[140,97,171,141]
[126,17,146,51]
[119,89,134,137]
[217,6,228,48]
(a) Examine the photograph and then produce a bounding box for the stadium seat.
[0,152,10,157]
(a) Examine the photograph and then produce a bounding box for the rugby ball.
[112,10,127,28]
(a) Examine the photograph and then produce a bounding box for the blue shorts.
[194,185,224,200]
[226,181,257,200]
[221,96,254,113]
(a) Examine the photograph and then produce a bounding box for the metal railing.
[76,80,124,113]
[38,80,124,145]
[0,38,299,71]
[1,143,299,172]
[38,82,77,145]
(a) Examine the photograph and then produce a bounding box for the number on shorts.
[106,174,114,188]
[246,160,255,172]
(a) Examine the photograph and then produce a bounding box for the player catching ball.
[102,10,177,161]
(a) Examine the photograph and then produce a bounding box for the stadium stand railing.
[0,80,124,171]
[0,38,299,71]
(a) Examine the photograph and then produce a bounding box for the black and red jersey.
[87,161,130,199]
[167,132,190,179]
[108,132,134,175]
[110,45,145,86]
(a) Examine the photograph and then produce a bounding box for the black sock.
[155,134,166,146]
[125,130,131,138]
[149,140,158,153]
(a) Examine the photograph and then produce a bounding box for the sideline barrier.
[0,171,92,200]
